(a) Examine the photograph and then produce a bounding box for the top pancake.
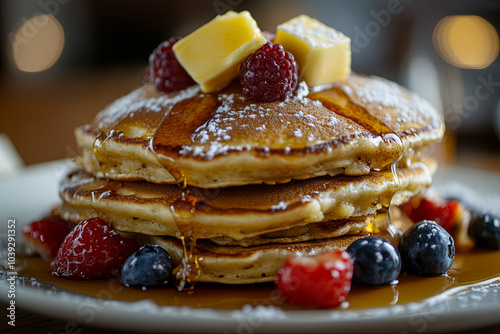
[76,74,444,188]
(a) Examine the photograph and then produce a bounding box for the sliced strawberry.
[22,217,74,260]
[53,217,139,280]
[275,250,353,308]
[403,198,462,234]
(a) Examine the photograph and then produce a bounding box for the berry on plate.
[274,250,353,308]
[53,217,139,280]
[469,214,500,250]
[346,236,401,286]
[22,216,74,260]
[148,37,195,93]
[239,42,298,102]
[121,245,173,288]
[399,220,455,277]
[403,198,462,234]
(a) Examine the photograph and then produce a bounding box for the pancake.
[147,222,399,284]
[76,74,444,188]
[59,157,435,240]
[209,215,373,247]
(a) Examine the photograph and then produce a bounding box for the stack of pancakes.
[60,74,444,285]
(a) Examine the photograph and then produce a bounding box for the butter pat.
[173,11,266,93]
[275,15,351,86]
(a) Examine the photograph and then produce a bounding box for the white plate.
[1,161,500,333]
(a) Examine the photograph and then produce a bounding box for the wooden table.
[2,304,500,333]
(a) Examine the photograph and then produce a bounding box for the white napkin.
[0,133,25,177]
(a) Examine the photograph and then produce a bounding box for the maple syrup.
[150,94,219,179]
[309,88,403,164]
[13,250,500,310]
[171,192,202,291]
[149,94,220,290]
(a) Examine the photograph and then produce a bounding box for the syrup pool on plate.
[14,249,500,310]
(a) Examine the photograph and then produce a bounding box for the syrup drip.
[171,191,202,291]
[150,94,219,290]
[386,162,401,230]
[365,213,382,235]
[92,133,108,167]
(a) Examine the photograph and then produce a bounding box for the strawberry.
[22,217,74,260]
[53,217,139,280]
[275,250,353,308]
[403,198,462,234]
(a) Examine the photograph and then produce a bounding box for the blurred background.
[0,0,499,173]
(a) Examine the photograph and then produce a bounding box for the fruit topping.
[403,197,462,235]
[399,220,455,277]
[148,37,195,93]
[346,236,401,286]
[53,217,139,280]
[173,11,266,93]
[239,42,298,102]
[121,245,173,288]
[275,250,353,308]
[469,214,500,250]
[275,15,351,86]
[22,216,74,260]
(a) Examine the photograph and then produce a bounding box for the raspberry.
[403,198,462,234]
[148,37,194,93]
[239,42,298,102]
[275,250,353,308]
[22,216,74,260]
[53,217,139,280]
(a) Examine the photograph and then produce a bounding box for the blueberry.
[469,214,500,250]
[346,236,401,285]
[121,245,173,287]
[399,220,455,277]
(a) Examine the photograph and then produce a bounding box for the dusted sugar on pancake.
[76,74,444,188]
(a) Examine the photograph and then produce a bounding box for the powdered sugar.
[300,195,312,203]
[296,81,310,101]
[293,129,303,138]
[180,141,252,160]
[97,85,200,128]
[181,93,246,159]
[176,84,355,158]
[339,75,441,127]
[271,201,288,211]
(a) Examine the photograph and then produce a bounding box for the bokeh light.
[11,14,65,73]
[433,15,499,69]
